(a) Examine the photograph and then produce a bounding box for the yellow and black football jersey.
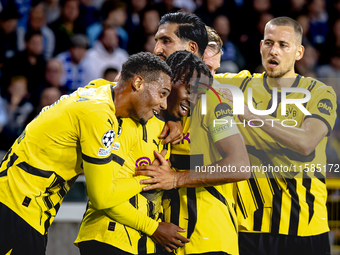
[214,71,337,236]
[76,115,169,254]
[165,89,240,255]
[0,85,120,235]
[76,79,170,254]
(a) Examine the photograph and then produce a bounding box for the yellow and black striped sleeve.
[305,84,337,136]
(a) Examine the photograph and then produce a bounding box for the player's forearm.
[104,200,159,236]
[175,156,250,188]
[244,114,324,155]
[84,161,146,210]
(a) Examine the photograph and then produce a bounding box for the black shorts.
[239,232,330,255]
[0,202,47,255]
[78,240,162,255]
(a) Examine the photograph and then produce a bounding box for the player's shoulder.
[85,78,115,89]
[214,70,252,79]
[300,76,337,97]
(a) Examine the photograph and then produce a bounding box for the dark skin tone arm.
[135,133,251,191]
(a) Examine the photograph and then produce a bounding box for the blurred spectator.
[307,0,329,51]
[0,75,33,150]
[49,0,84,56]
[323,19,340,64]
[213,15,245,71]
[12,0,33,30]
[128,7,160,54]
[83,26,128,83]
[1,29,46,95]
[103,67,118,82]
[317,50,340,95]
[327,0,340,29]
[155,0,180,17]
[45,58,66,90]
[173,0,196,12]
[77,0,99,30]
[30,58,66,106]
[295,44,319,77]
[296,14,313,46]
[25,86,62,125]
[143,34,156,53]
[240,0,273,36]
[17,2,56,60]
[0,4,21,70]
[239,12,274,72]
[195,0,225,27]
[0,96,7,133]
[289,0,307,18]
[86,0,128,50]
[125,0,148,35]
[43,0,61,25]
[56,34,88,91]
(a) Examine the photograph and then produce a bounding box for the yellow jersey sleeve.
[104,200,159,236]
[305,84,337,136]
[202,94,240,143]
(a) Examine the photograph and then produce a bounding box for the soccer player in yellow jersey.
[137,13,251,254]
[0,52,172,255]
[75,52,212,255]
[213,17,336,255]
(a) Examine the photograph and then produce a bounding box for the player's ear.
[132,75,144,91]
[295,45,304,61]
[187,41,198,55]
[260,40,264,54]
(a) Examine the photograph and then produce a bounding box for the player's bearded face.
[153,23,189,60]
[261,25,300,78]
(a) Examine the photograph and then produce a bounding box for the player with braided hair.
[164,50,213,121]
[137,47,250,255]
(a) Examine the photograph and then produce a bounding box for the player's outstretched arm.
[220,87,336,156]
[135,136,251,191]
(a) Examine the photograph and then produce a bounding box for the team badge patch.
[112,142,120,151]
[214,103,233,119]
[102,130,115,148]
[317,99,333,115]
[98,147,111,156]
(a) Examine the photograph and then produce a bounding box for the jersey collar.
[263,73,302,95]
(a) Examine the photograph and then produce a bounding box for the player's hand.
[151,222,189,252]
[151,149,170,167]
[136,150,175,191]
[160,120,183,145]
[219,88,253,121]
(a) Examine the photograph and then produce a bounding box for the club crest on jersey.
[318,99,333,115]
[214,103,233,119]
[285,105,299,120]
[102,130,115,148]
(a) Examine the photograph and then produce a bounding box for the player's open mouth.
[153,110,159,115]
[268,59,279,68]
[179,104,189,116]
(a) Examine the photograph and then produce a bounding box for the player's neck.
[266,69,296,88]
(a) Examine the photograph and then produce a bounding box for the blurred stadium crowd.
[0,0,340,166]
